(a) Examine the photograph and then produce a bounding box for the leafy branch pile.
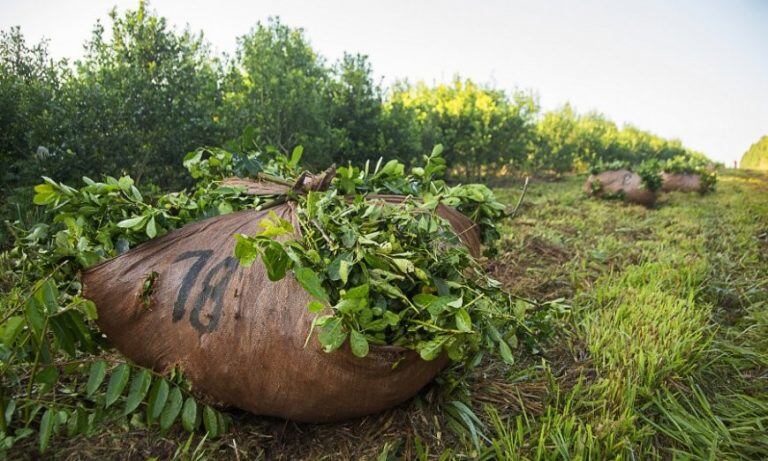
[662,155,717,191]
[589,159,663,191]
[0,144,554,455]
[0,148,288,454]
[235,146,546,363]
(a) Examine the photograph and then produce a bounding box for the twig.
[508,177,530,218]
[311,219,334,248]
[257,172,295,187]
[256,195,288,211]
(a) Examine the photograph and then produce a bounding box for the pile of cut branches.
[662,155,717,192]
[1,144,556,454]
[589,159,663,192]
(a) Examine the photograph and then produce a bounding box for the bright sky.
[2,0,767,164]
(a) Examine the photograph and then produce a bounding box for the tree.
[388,78,538,180]
[0,28,67,192]
[326,53,385,165]
[741,135,768,170]
[60,2,222,188]
[534,104,579,173]
[222,18,333,167]
[379,91,423,164]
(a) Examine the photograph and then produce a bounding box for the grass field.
[7,169,768,460]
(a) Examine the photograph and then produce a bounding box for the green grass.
[480,170,768,460]
[4,169,768,459]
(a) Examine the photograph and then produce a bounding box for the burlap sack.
[584,169,656,206]
[660,172,703,193]
[82,179,481,423]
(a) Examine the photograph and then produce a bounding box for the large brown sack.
[584,169,656,206]
[82,188,481,423]
[660,172,704,193]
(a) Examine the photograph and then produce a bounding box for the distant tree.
[571,112,617,167]
[326,53,385,165]
[741,135,768,170]
[222,18,334,167]
[388,78,538,180]
[60,2,222,187]
[0,27,67,191]
[379,88,423,164]
[534,104,580,173]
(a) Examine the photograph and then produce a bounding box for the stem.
[508,176,530,218]
[257,172,294,187]
[310,219,334,249]
[411,319,465,334]
[25,315,50,414]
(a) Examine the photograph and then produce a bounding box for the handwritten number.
[171,251,238,334]
[189,257,238,333]
[172,250,213,322]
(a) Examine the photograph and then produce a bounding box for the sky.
[2,0,766,164]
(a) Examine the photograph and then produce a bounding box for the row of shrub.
[1,3,710,206]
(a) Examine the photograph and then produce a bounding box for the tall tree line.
[1,3,707,204]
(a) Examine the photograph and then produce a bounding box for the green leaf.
[25,297,45,338]
[35,366,59,388]
[1,316,25,346]
[350,330,369,358]
[498,340,515,365]
[33,183,56,205]
[383,310,400,326]
[257,211,294,237]
[372,280,408,301]
[48,316,75,357]
[262,241,290,281]
[146,216,157,238]
[391,258,415,274]
[289,145,304,168]
[38,280,59,314]
[218,201,234,215]
[294,267,329,303]
[344,284,369,299]
[413,293,438,307]
[81,299,98,320]
[203,406,219,438]
[413,293,452,316]
[105,363,130,408]
[181,398,197,432]
[307,300,325,313]
[318,318,347,353]
[417,336,447,361]
[455,309,473,332]
[147,378,170,422]
[124,369,152,415]
[67,406,86,437]
[39,408,54,453]
[86,361,107,397]
[131,185,143,202]
[327,253,353,282]
[160,387,183,431]
[117,215,147,230]
[118,176,134,191]
[234,234,258,267]
[217,411,230,435]
[338,259,350,285]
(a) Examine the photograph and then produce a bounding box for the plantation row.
[1,4,708,207]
